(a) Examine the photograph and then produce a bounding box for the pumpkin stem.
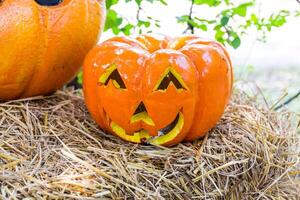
[35,0,63,6]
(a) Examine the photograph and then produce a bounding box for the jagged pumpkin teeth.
[109,111,184,145]
[150,113,184,145]
[84,34,233,146]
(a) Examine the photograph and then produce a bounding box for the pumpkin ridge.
[9,1,44,100]
[18,5,49,98]
[180,41,231,142]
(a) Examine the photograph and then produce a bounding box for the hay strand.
[0,89,299,199]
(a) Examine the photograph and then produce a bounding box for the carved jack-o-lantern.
[83,34,233,146]
[0,0,105,100]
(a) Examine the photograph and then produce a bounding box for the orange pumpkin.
[0,0,105,101]
[83,34,233,146]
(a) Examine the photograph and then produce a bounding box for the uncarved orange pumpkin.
[83,34,233,146]
[0,0,106,101]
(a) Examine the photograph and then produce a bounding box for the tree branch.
[274,90,300,111]
[136,4,142,22]
[184,0,195,34]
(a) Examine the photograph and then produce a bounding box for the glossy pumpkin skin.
[0,0,105,101]
[83,34,233,146]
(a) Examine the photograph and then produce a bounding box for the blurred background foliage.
[104,0,297,48]
[69,0,299,113]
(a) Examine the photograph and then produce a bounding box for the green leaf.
[251,14,258,25]
[158,0,167,5]
[112,26,121,35]
[214,25,225,42]
[221,16,229,26]
[77,71,83,85]
[194,0,221,7]
[233,2,253,17]
[195,17,216,24]
[198,24,208,31]
[231,36,241,49]
[104,9,123,34]
[269,13,288,27]
[177,15,208,31]
[121,24,134,35]
[135,0,142,6]
[106,0,119,9]
[177,15,189,23]
[138,20,151,28]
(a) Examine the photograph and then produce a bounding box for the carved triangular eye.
[98,64,126,89]
[157,72,184,90]
[154,67,188,91]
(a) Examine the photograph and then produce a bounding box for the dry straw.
[0,89,299,199]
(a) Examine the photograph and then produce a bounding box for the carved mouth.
[108,112,184,145]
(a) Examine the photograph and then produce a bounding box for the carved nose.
[134,102,147,115]
[131,102,155,126]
